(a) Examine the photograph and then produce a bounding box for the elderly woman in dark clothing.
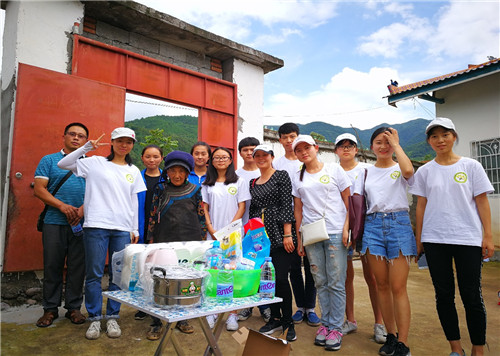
[145,150,207,339]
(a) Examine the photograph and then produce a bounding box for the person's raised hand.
[89,133,109,150]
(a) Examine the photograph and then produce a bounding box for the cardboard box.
[233,327,291,356]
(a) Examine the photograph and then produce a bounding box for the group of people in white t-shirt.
[55,119,494,356]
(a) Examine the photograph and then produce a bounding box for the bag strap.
[41,170,74,215]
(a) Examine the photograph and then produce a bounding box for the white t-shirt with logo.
[292,163,351,234]
[345,162,372,196]
[202,178,251,237]
[357,163,414,214]
[76,156,146,232]
[409,157,494,247]
[236,168,261,226]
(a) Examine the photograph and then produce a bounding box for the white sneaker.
[374,323,387,344]
[206,314,218,329]
[341,320,358,334]
[106,319,121,338]
[86,321,101,340]
[226,313,239,331]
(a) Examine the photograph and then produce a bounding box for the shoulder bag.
[300,179,332,247]
[37,170,73,232]
[348,168,367,244]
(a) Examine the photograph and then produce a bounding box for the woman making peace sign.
[58,127,146,341]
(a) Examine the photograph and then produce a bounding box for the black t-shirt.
[144,174,161,237]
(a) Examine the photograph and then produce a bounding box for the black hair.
[370,126,393,147]
[64,122,89,138]
[141,144,163,157]
[278,123,300,137]
[203,147,238,186]
[106,146,133,166]
[238,137,260,152]
[426,126,459,144]
[190,141,212,156]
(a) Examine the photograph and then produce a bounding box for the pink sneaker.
[314,325,329,346]
[325,330,343,351]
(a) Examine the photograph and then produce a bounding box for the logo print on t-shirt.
[228,186,237,195]
[454,172,467,183]
[319,175,330,184]
[125,173,134,183]
[390,171,401,180]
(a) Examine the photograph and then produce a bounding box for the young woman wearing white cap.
[409,118,494,356]
[58,127,146,340]
[292,135,351,351]
[333,133,386,344]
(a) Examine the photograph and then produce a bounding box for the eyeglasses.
[212,156,230,162]
[339,144,355,151]
[66,132,87,140]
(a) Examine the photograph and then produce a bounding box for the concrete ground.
[1,260,499,356]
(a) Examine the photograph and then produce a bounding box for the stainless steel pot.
[150,266,204,307]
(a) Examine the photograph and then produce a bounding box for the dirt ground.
[1,260,499,356]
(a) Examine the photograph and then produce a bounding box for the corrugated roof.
[387,58,500,96]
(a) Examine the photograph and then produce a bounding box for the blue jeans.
[83,228,130,321]
[305,233,347,331]
[361,211,416,260]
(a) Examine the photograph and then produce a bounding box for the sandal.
[176,320,194,334]
[36,311,58,327]
[65,310,86,324]
[147,324,163,341]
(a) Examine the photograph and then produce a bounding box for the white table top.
[103,290,282,323]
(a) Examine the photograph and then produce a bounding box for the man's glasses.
[66,132,87,140]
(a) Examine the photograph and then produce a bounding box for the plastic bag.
[111,244,146,291]
[241,218,271,269]
[214,219,243,267]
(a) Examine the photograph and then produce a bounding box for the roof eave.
[387,62,500,106]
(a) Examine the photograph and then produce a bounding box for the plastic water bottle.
[259,257,275,299]
[71,223,83,237]
[205,241,223,270]
[216,258,234,302]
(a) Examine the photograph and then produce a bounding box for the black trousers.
[269,247,294,325]
[42,224,85,312]
[289,251,316,309]
[423,242,486,345]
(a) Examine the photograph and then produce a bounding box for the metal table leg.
[154,322,185,356]
[200,312,228,356]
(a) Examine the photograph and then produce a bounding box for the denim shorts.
[361,211,417,260]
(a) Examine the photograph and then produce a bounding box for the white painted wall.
[436,73,500,252]
[229,58,265,167]
[2,1,84,83]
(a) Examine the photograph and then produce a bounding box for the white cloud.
[264,67,435,129]
[359,1,499,63]
[428,2,500,62]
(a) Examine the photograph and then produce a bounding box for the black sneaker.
[259,319,282,335]
[135,311,148,320]
[379,333,398,356]
[393,341,411,356]
[284,323,297,342]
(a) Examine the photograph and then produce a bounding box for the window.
[470,138,499,195]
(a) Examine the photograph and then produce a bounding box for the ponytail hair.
[299,164,307,182]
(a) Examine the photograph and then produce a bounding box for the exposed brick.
[96,21,129,44]
[130,32,160,54]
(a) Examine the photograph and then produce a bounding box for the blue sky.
[137,0,499,129]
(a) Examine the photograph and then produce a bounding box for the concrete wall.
[83,20,222,80]
[435,73,500,256]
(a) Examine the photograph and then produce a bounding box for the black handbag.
[36,171,73,232]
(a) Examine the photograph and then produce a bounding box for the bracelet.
[283,234,292,238]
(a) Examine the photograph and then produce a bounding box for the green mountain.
[267,119,434,161]
[125,115,198,170]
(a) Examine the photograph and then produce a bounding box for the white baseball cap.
[111,127,137,142]
[335,133,358,146]
[425,117,456,134]
[252,144,274,157]
[292,135,317,151]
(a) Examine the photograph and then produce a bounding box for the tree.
[140,128,178,155]
[310,131,327,142]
